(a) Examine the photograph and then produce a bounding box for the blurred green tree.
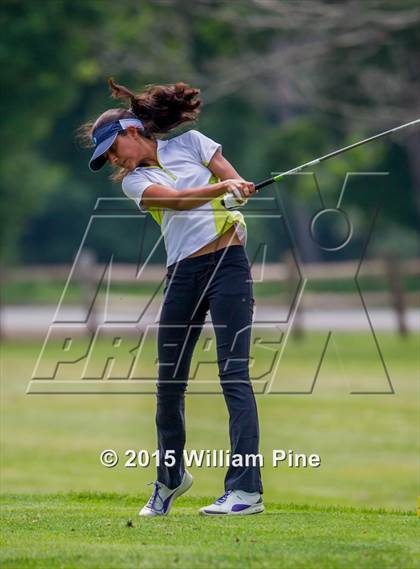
[1,0,419,268]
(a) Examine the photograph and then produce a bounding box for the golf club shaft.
[222,117,420,208]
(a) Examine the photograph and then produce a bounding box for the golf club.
[221,117,420,209]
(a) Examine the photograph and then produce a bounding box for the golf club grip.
[255,177,276,190]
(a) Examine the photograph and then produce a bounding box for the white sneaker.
[139,470,193,517]
[199,489,264,516]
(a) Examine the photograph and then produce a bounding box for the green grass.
[1,493,418,569]
[1,333,418,567]
[1,333,418,506]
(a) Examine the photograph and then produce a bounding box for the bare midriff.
[187,225,242,258]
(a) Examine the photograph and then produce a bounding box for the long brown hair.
[77,78,202,180]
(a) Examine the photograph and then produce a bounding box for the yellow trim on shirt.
[208,173,246,237]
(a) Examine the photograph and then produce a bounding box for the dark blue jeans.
[156,244,263,494]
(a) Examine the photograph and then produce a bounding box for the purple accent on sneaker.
[146,481,177,514]
[215,490,233,504]
[162,492,176,513]
[148,482,162,511]
[203,509,227,514]
[231,503,251,512]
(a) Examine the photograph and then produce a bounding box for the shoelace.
[146,481,165,513]
[215,490,233,504]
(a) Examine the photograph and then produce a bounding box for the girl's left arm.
[207,149,246,182]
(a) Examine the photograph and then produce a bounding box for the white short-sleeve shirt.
[122,129,247,267]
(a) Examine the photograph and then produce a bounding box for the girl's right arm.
[140,179,255,211]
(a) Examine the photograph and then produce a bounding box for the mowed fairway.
[1,494,418,569]
[1,332,418,567]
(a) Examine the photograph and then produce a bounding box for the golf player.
[82,79,264,516]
